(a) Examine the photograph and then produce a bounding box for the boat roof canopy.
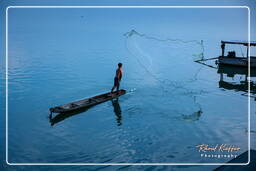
[221,40,256,46]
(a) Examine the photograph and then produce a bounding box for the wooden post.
[247,45,249,58]
[221,42,225,56]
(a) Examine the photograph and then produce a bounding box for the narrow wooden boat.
[49,89,126,113]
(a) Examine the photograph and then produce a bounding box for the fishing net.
[124,30,205,118]
[124,29,205,91]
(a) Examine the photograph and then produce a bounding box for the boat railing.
[221,40,256,58]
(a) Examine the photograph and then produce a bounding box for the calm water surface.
[1,7,256,170]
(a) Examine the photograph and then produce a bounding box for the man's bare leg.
[111,86,116,93]
[116,84,120,94]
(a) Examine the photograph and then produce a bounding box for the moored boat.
[216,40,256,67]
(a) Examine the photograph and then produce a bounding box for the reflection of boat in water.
[218,64,256,77]
[217,64,256,96]
[49,107,91,126]
[50,89,126,113]
[217,40,256,67]
[219,80,256,92]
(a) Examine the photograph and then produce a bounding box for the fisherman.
[111,63,123,94]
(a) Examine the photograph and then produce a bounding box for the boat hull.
[218,56,256,67]
[49,89,126,113]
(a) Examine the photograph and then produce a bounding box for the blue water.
[1,5,256,171]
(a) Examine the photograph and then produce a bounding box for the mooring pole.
[221,42,225,56]
[246,45,249,58]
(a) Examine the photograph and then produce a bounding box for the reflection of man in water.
[111,63,123,94]
[111,98,122,126]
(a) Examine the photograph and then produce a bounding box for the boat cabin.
[218,40,256,67]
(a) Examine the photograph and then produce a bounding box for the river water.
[1,7,256,170]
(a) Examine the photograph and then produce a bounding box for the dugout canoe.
[49,89,126,113]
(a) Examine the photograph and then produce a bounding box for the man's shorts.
[114,77,120,87]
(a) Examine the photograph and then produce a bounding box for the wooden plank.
[221,40,256,46]
[194,57,219,62]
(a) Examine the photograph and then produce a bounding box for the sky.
[1,0,256,66]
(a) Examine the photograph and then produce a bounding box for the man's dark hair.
[118,63,122,68]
